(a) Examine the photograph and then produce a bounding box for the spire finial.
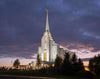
[45,9,50,32]
[46,9,48,14]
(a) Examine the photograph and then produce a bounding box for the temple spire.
[46,9,50,32]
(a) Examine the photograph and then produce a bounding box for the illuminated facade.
[38,10,74,63]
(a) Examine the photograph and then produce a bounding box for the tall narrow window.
[44,52,47,61]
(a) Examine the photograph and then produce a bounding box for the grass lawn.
[0,71,87,79]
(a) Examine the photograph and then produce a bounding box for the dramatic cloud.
[0,0,100,59]
[0,44,39,59]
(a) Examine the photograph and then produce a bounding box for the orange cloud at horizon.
[0,57,36,67]
[64,42,94,51]
[83,61,89,66]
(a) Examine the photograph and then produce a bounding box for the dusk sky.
[0,0,100,66]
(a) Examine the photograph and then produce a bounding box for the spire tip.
[46,9,48,14]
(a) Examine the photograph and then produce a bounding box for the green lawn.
[0,71,87,79]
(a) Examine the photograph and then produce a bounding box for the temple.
[38,10,74,63]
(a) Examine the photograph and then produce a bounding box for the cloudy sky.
[0,0,100,66]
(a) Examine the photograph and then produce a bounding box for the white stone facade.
[38,10,74,63]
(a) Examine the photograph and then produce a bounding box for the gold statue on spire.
[46,9,48,14]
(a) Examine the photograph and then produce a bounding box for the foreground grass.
[0,71,86,79]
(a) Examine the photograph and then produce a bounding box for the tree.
[89,55,100,75]
[71,53,77,64]
[89,59,94,71]
[55,54,62,68]
[13,59,20,68]
[71,54,84,72]
[77,58,84,71]
[36,54,42,68]
[61,53,73,75]
[71,53,77,72]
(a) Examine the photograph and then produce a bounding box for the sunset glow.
[0,0,100,67]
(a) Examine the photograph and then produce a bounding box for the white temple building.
[38,10,74,63]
